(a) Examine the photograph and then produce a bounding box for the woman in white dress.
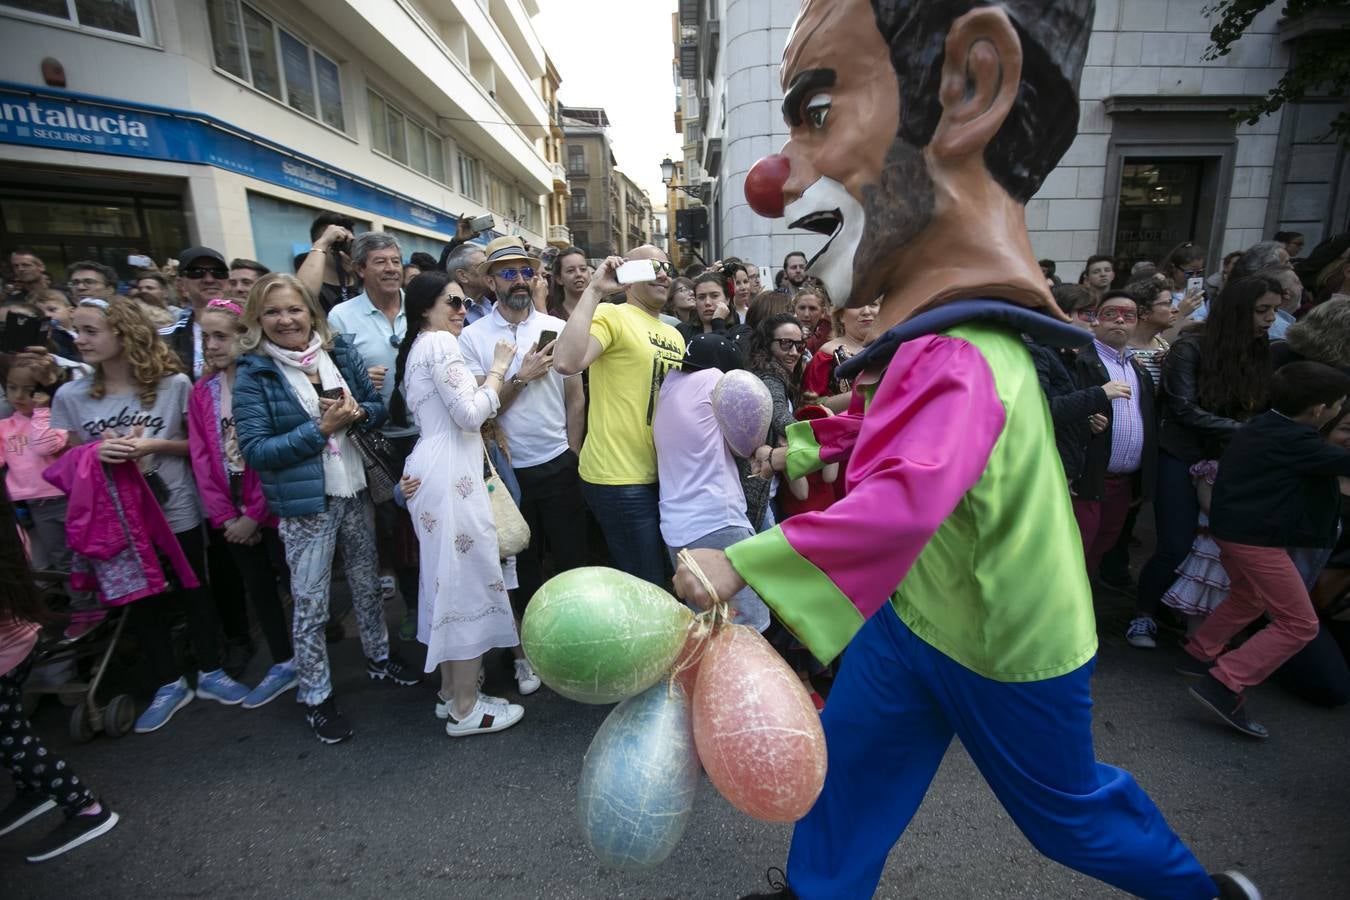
[392,271,524,737]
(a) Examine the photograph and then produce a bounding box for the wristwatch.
[510,375,528,389]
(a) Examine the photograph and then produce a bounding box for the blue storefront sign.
[0,82,467,239]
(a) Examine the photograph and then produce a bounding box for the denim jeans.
[581,480,667,586]
[665,525,770,632]
[1136,452,1200,618]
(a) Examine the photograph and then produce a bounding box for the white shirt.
[459,306,572,469]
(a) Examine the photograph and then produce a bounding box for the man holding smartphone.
[460,238,587,627]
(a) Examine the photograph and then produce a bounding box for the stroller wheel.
[104,695,136,738]
[69,702,97,743]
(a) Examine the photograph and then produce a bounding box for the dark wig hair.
[1194,274,1281,420]
[391,270,455,427]
[869,0,1091,202]
[748,313,806,407]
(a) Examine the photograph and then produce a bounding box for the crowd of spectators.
[2,219,1350,861]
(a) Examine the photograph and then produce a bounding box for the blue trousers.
[786,605,1216,899]
[580,480,667,586]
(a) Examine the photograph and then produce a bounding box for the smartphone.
[1,311,46,353]
[1186,276,1205,296]
[318,387,345,401]
[469,213,495,235]
[127,254,154,268]
[537,329,558,353]
[615,259,657,285]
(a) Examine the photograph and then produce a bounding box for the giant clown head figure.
[745,0,1093,335]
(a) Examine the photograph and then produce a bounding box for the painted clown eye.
[805,94,831,129]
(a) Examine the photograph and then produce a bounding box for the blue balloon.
[577,679,700,870]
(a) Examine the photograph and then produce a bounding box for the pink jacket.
[43,443,199,605]
[188,373,276,529]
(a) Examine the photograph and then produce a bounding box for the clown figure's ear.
[929,6,1023,163]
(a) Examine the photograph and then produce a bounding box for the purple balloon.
[713,370,772,458]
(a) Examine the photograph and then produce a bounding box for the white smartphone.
[615,259,657,285]
[1186,276,1205,296]
[127,254,154,268]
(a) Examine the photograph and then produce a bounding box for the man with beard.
[555,246,685,586]
[780,251,808,295]
[548,246,591,321]
[674,2,1258,898]
[460,237,586,691]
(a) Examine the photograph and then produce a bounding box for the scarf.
[262,335,366,498]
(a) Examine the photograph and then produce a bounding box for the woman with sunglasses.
[391,270,526,737]
[744,314,808,530]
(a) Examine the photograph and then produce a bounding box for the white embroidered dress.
[403,330,519,669]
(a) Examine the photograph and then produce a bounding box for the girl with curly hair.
[1132,275,1280,649]
[52,298,250,733]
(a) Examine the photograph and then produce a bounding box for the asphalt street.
[4,583,1348,899]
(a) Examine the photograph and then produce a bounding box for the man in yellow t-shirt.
[554,245,685,585]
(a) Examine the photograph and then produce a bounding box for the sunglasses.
[646,260,677,277]
[494,267,536,282]
[774,338,806,352]
[447,296,466,310]
[1074,309,1098,323]
[183,266,229,280]
[1097,307,1138,323]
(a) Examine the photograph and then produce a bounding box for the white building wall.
[0,0,551,258]
[1027,0,1288,279]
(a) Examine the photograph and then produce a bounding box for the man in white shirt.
[327,232,418,635]
[460,236,587,616]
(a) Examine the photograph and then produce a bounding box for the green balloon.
[522,567,693,704]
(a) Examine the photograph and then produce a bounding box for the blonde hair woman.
[51,298,250,733]
[234,274,421,744]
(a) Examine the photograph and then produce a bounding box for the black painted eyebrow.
[782,68,837,127]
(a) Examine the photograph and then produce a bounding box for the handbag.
[483,444,530,558]
[348,424,398,505]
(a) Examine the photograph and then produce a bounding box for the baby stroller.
[21,569,138,743]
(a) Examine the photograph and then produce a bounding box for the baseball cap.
[681,333,745,373]
[178,246,227,269]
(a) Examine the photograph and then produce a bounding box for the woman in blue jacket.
[234,273,421,745]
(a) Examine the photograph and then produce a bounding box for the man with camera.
[296,212,358,312]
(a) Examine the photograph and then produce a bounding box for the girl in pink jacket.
[189,299,296,709]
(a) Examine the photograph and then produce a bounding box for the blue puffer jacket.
[234,336,387,518]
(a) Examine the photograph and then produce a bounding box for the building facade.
[679,0,1349,286]
[0,0,559,283]
[562,106,616,259]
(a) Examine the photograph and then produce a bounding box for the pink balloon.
[712,370,773,458]
[691,625,827,822]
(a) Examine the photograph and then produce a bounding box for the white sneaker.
[1125,616,1158,649]
[514,658,541,695]
[434,689,506,720]
[444,695,523,737]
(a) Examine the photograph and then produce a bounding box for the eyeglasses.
[1075,309,1097,323]
[183,266,229,280]
[494,267,536,282]
[774,338,806,352]
[1097,307,1138,323]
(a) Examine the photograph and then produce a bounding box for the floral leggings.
[279,493,390,706]
[2,652,95,815]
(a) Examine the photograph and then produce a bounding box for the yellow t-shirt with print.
[579,302,685,485]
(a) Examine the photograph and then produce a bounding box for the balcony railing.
[548,225,571,246]
[551,162,568,186]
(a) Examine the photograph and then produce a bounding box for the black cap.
[681,333,744,373]
[178,246,227,269]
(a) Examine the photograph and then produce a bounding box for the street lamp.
[661,156,703,199]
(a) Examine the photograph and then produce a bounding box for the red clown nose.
[744,154,789,218]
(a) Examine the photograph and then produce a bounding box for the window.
[207,1,346,130]
[570,190,588,218]
[571,230,589,255]
[459,152,483,203]
[567,145,586,175]
[517,193,538,233]
[1,0,152,40]
[367,89,448,184]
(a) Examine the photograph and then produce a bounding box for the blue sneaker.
[134,677,193,733]
[196,669,249,705]
[241,660,298,709]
